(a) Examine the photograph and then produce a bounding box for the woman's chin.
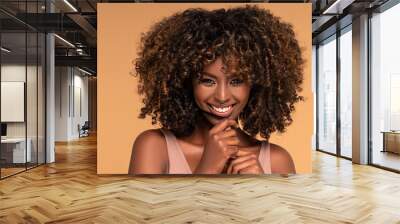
[202,112,236,126]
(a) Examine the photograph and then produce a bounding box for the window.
[370,3,400,171]
[317,35,337,154]
[339,27,352,158]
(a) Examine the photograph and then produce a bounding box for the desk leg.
[382,133,386,152]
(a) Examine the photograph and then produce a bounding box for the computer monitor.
[1,123,7,137]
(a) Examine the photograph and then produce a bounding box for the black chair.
[79,121,90,138]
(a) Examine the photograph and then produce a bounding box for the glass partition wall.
[370,3,400,171]
[316,26,353,159]
[0,1,46,179]
[0,31,27,177]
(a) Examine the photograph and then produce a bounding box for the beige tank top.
[160,129,272,174]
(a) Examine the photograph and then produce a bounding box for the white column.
[45,0,55,163]
[46,32,55,163]
[352,14,369,164]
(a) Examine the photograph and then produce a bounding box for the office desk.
[1,138,31,163]
[381,131,400,154]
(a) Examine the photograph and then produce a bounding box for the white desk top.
[1,138,27,143]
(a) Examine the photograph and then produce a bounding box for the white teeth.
[211,105,231,113]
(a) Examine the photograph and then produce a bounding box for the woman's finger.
[227,146,239,158]
[231,154,256,164]
[239,166,262,174]
[227,155,256,174]
[231,158,258,174]
[220,129,238,138]
[209,119,237,135]
[236,149,256,157]
[224,137,240,146]
[227,159,237,174]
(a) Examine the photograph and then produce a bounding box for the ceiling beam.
[67,13,97,43]
[55,55,96,70]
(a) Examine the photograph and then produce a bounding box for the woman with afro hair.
[129,5,304,174]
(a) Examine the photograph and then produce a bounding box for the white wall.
[55,67,70,141]
[72,73,89,138]
[55,67,89,141]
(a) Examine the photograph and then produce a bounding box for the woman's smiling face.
[193,57,251,126]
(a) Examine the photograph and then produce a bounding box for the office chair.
[79,121,90,138]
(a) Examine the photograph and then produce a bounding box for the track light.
[322,0,355,15]
[78,67,94,76]
[63,0,78,12]
[1,47,11,53]
[54,34,75,48]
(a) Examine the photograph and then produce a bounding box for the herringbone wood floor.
[1,134,400,224]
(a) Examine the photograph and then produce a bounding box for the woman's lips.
[208,104,234,118]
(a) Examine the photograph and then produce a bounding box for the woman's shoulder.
[268,143,296,174]
[136,128,165,140]
[133,129,168,152]
[129,128,168,174]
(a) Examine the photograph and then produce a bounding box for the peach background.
[97,3,312,174]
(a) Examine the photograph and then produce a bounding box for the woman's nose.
[214,83,231,104]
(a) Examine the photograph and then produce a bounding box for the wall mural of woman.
[97,3,312,174]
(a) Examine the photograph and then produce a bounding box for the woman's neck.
[179,117,212,146]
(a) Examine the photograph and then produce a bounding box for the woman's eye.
[230,78,244,86]
[200,78,215,86]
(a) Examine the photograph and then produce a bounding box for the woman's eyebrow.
[202,71,237,78]
[201,71,217,78]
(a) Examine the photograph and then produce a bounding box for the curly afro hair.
[134,5,304,139]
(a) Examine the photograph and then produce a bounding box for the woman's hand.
[227,150,264,174]
[194,119,240,174]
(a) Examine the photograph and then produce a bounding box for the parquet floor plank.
[1,134,400,223]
